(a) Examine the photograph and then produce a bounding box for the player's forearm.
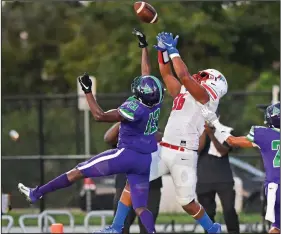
[171,57,209,104]
[155,131,163,142]
[159,62,181,98]
[104,122,120,145]
[85,93,122,122]
[226,136,254,148]
[141,47,151,76]
[208,133,229,156]
[198,132,207,153]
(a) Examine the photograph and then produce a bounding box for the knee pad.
[175,187,196,206]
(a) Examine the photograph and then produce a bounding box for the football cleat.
[207,223,222,233]
[93,226,121,233]
[18,183,41,204]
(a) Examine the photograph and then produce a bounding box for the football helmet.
[193,69,228,100]
[264,102,280,129]
[131,75,164,107]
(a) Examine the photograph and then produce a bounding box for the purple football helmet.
[131,75,164,107]
[264,102,280,129]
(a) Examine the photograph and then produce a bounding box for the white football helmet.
[192,68,228,100]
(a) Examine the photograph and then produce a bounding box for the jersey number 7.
[172,94,185,111]
[272,140,280,168]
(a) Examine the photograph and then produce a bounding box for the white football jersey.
[162,85,219,150]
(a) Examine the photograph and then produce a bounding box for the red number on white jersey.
[172,94,185,110]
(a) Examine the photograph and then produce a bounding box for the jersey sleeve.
[246,126,255,142]
[118,97,142,122]
[246,125,267,148]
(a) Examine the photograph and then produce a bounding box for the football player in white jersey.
[99,32,228,233]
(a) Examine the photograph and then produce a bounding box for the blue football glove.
[159,32,179,55]
[153,32,167,52]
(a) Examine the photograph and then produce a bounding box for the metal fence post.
[38,99,45,213]
[84,109,92,213]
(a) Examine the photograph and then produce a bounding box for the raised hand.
[154,32,179,55]
[132,28,148,48]
[78,73,92,94]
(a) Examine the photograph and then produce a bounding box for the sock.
[196,211,215,232]
[112,201,130,232]
[33,173,72,199]
[139,209,156,233]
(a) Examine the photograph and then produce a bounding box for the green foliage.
[241,71,279,131]
[2,1,280,94]
[2,1,279,209]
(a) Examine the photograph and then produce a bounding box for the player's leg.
[112,185,132,234]
[269,227,280,234]
[196,184,217,223]
[18,148,127,203]
[123,208,136,234]
[109,182,132,233]
[166,148,221,233]
[101,146,168,232]
[216,182,240,234]
[127,173,155,233]
[138,186,161,234]
[269,185,280,233]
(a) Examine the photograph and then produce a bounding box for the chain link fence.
[1,91,272,208]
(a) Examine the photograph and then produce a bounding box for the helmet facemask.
[192,71,210,84]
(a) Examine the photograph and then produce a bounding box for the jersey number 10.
[172,94,185,111]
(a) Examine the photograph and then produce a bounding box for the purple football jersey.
[247,126,280,184]
[117,96,161,154]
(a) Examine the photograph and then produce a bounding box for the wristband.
[167,47,180,59]
[84,89,92,94]
[139,41,148,48]
[158,51,169,64]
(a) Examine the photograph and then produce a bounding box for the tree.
[2,1,279,94]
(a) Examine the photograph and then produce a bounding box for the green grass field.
[2,209,261,227]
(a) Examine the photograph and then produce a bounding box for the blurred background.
[1,1,280,233]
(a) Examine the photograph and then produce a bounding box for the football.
[134,1,158,24]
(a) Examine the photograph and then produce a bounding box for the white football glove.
[200,105,224,131]
[201,105,218,123]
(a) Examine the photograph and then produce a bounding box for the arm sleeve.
[246,126,255,143]
[117,98,142,122]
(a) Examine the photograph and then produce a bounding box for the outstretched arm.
[158,51,181,98]
[85,93,124,122]
[78,74,124,122]
[157,33,209,104]
[226,136,254,148]
[201,105,257,148]
[171,57,209,104]
[141,47,151,76]
[132,28,151,76]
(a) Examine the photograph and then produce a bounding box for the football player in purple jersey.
[202,102,280,233]
[18,29,164,234]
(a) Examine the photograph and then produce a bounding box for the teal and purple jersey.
[247,126,280,228]
[117,96,161,154]
[246,126,280,184]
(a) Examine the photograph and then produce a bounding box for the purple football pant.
[265,183,280,229]
[76,148,151,209]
